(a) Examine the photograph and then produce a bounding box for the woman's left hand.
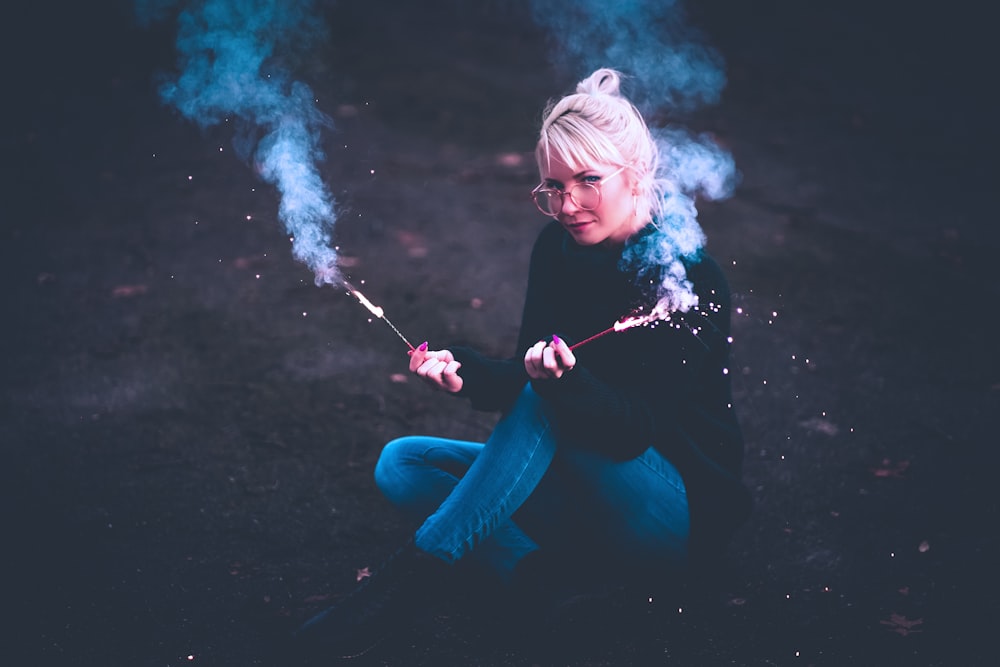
[524,335,576,380]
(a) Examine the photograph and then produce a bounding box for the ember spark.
[340,279,414,351]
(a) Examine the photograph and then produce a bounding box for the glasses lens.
[534,190,562,216]
[570,183,601,211]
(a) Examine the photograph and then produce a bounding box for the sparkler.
[569,314,652,351]
[568,305,715,352]
[340,279,415,352]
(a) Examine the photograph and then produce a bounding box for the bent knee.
[373,436,419,493]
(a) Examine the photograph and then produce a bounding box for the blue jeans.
[374,385,690,582]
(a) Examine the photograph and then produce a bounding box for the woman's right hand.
[524,335,576,380]
[408,342,463,393]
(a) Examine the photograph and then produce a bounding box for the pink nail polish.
[552,335,561,345]
[419,341,428,351]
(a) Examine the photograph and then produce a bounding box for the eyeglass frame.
[530,165,628,218]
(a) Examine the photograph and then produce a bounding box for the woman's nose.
[559,191,580,215]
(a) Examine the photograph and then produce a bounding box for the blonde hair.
[536,68,660,230]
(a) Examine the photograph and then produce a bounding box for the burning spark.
[614,315,653,331]
[348,287,384,319]
[340,279,414,351]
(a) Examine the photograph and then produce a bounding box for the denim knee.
[373,436,417,503]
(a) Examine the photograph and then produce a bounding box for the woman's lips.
[564,220,592,231]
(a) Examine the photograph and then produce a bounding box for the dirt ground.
[3,1,997,666]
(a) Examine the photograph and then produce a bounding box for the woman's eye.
[583,175,602,183]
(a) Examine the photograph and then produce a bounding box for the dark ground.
[3,1,998,665]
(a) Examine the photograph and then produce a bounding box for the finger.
[524,341,546,376]
[552,338,576,371]
[408,342,430,372]
[417,357,442,377]
[442,361,463,392]
[542,345,560,375]
[425,359,449,384]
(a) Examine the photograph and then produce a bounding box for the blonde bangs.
[537,113,625,173]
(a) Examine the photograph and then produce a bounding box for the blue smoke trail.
[138,0,341,285]
[529,0,726,112]
[532,0,738,314]
[620,127,738,313]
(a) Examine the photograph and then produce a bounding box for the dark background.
[2,1,997,665]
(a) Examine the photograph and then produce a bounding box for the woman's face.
[537,153,637,247]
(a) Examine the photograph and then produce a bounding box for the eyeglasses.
[530,165,627,217]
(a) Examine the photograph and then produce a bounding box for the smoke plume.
[138,0,341,285]
[530,0,725,113]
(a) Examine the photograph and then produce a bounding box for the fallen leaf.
[338,255,360,268]
[496,152,524,167]
[880,613,923,636]
[389,373,408,384]
[112,284,148,298]
[918,540,930,553]
[799,417,839,436]
[395,230,428,258]
[356,567,371,582]
[233,255,267,269]
[871,458,909,478]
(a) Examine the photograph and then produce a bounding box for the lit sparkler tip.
[338,279,385,318]
[350,290,384,319]
[613,315,654,332]
[337,278,415,352]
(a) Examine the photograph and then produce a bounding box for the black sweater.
[451,221,751,559]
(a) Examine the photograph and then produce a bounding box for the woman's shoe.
[292,538,444,660]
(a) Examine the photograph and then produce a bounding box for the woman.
[294,68,751,658]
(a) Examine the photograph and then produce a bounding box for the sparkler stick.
[568,315,652,351]
[568,325,617,351]
[340,279,415,351]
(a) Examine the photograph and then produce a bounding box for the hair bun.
[576,68,623,98]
